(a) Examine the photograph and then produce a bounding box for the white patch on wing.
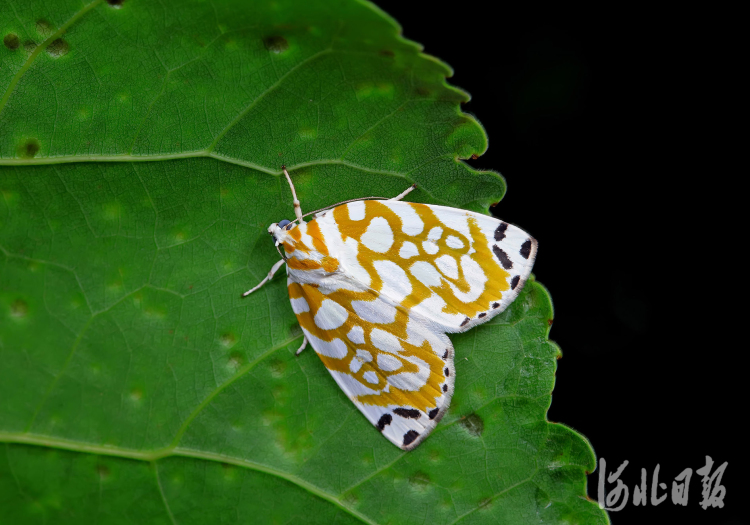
[371,328,404,353]
[317,272,368,294]
[431,207,471,239]
[329,369,380,396]
[290,297,309,314]
[356,349,373,362]
[342,237,371,287]
[405,316,426,347]
[399,241,419,259]
[422,240,439,255]
[348,200,366,221]
[387,355,430,391]
[350,358,363,373]
[435,254,459,279]
[412,294,466,330]
[410,261,442,288]
[377,353,402,372]
[403,314,452,356]
[428,227,443,241]
[374,260,412,303]
[446,235,464,249]
[363,371,379,384]
[382,201,424,236]
[448,255,487,303]
[314,299,348,330]
[360,216,394,253]
[349,350,372,374]
[303,329,349,359]
[352,299,396,324]
[347,325,365,344]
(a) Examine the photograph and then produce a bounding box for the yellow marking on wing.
[320,256,339,273]
[305,219,330,256]
[287,257,321,271]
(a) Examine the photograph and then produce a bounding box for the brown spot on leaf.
[228,351,245,370]
[36,19,53,36]
[409,471,430,489]
[460,413,484,437]
[46,38,69,58]
[18,138,40,158]
[269,358,286,378]
[10,299,28,317]
[263,36,288,53]
[342,491,358,506]
[220,332,236,348]
[3,34,20,50]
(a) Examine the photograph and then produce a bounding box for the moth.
[243,167,537,450]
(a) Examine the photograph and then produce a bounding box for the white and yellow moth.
[243,167,537,450]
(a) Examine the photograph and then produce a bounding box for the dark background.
[375,2,742,524]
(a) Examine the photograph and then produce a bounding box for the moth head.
[268,219,294,244]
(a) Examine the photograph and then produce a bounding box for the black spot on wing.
[494,222,508,241]
[442,384,448,393]
[460,317,470,327]
[492,302,500,309]
[492,245,513,270]
[377,413,392,431]
[478,312,486,318]
[403,430,420,446]
[442,350,449,359]
[428,408,439,420]
[394,408,421,419]
[444,367,450,377]
[520,240,532,259]
[511,275,520,290]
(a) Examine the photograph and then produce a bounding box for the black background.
[374,2,743,524]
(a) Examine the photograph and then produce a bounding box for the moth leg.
[241,258,286,297]
[389,183,417,202]
[295,335,308,356]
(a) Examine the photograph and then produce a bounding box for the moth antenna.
[282,165,305,224]
[299,184,418,220]
[388,183,417,202]
[301,196,387,219]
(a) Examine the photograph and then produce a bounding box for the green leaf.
[0,1,608,524]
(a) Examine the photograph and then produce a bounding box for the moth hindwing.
[244,169,536,450]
